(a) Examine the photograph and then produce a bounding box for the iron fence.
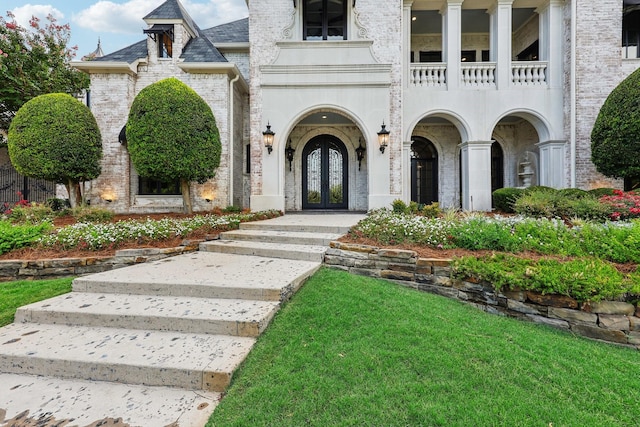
[0,165,56,208]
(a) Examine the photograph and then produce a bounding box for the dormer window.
[144,24,174,58]
[303,0,347,41]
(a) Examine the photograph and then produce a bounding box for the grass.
[209,268,640,427]
[0,278,73,326]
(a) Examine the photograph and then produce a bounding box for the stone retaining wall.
[0,244,199,282]
[326,242,640,350]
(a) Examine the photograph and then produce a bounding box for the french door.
[302,135,348,209]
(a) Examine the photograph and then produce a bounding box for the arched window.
[303,0,347,41]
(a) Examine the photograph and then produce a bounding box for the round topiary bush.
[7,93,102,207]
[591,67,640,182]
[492,187,525,213]
[126,78,221,213]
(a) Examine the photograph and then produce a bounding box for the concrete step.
[200,239,328,262]
[238,213,365,234]
[0,373,219,427]
[72,252,321,302]
[220,229,344,246]
[15,293,280,337]
[0,322,255,392]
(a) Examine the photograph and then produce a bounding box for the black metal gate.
[0,164,56,207]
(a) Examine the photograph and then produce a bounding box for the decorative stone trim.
[326,242,640,350]
[0,242,201,282]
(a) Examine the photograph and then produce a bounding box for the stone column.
[537,0,564,88]
[460,141,493,211]
[537,140,566,189]
[489,0,513,89]
[403,0,414,89]
[402,140,412,203]
[442,0,464,90]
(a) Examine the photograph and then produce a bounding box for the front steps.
[0,214,365,426]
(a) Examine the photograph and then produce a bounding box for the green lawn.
[208,268,640,427]
[0,278,73,326]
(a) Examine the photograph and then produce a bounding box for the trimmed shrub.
[9,203,54,224]
[391,199,408,214]
[588,188,616,198]
[7,93,102,207]
[71,206,114,223]
[492,187,525,213]
[557,188,592,199]
[126,78,221,214]
[513,190,559,218]
[523,185,557,195]
[591,67,640,182]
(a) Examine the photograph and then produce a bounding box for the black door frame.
[410,136,439,205]
[302,134,348,210]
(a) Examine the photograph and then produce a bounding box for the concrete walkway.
[0,213,365,427]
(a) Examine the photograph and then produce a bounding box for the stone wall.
[325,242,640,349]
[0,245,197,282]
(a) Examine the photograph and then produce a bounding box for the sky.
[2,0,248,59]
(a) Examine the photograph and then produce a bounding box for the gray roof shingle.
[181,36,228,63]
[144,0,199,37]
[95,39,148,63]
[202,18,248,44]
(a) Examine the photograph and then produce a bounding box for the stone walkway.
[0,213,365,427]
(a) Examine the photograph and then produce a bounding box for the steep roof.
[181,36,228,62]
[95,40,148,63]
[202,18,248,44]
[144,0,199,37]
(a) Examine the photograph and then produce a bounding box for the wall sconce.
[202,190,215,202]
[285,139,295,171]
[262,122,275,154]
[355,139,366,171]
[101,192,115,203]
[377,121,389,153]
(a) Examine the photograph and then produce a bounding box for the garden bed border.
[326,241,640,350]
[0,242,201,282]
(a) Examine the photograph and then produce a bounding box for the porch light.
[285,140,295,171]
[355,139,366,170]
[263,122,275,154]
[377,122,390,153]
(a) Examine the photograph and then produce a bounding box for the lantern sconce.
[377,121,389,154]
[355,139,366,171]
[263,122,275,154]
[285,139,295,171]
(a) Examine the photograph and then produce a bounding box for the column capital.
[403,0,414,7]
[536,140,567,148]
[460,140,494,148]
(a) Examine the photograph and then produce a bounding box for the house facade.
[72,0,640,213]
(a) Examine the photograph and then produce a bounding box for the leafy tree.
[126,78,221,214]
[8,93,102,207]
[0,12,89,140]
[591,68,640,182]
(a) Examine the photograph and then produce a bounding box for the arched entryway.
[411,136,438,204]
[302,134,348,209]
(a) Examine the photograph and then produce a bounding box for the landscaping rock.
[627,331,640,346]
[507,299,540,315]
[598,314,630,331]
[526,292,578,309]
[630,316,640,332]
[525,314,570,329]
[571,324,627,344]
[548,307,598,325]
[377,249,416,259]
[588,301,635,316]
[502,290,526,302]
[381,270,414,281]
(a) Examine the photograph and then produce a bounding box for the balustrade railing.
[511,61,547,85]
[409,61,549,88]
[409,63,447,87]
[461,62,496,87]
